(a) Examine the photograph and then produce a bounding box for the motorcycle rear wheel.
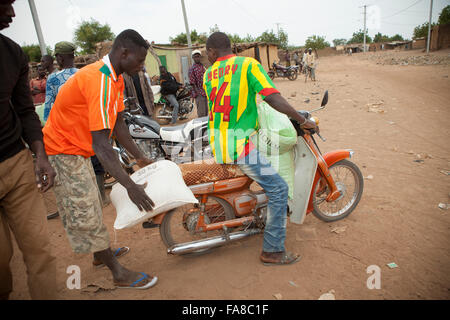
[154,103,171,125]
[312,159,363,222]
[159,196,236,256]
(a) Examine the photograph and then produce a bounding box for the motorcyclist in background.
[159,66,183,124]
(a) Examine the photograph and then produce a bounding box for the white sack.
[111,160,198,229]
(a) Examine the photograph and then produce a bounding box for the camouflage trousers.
[49,154,110,254]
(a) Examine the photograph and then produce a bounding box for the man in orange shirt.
[43,29,157,290]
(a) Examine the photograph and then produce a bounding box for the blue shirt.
[43,67,78,121]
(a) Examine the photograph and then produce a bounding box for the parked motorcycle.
[153,84,194,125]
[104,98,212,188]
[147,91,364,256]
[267,62,299,81]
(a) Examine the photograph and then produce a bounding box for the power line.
[381,0,424,19]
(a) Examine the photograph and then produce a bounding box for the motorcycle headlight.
[310,116,319,125]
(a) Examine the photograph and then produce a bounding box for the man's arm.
[113,111,153,168]
[91,129,154,211]
[12,50,55,191]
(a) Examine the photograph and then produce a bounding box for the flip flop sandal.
[115,272,158,290]
[92,247,130,268]
[261,252,301,266]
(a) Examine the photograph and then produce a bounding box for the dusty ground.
[9,49,450,300]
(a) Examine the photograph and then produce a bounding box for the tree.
[74,18,115,54]
[169,29,207,45]
[347,29,372,44]
[305,35,330,50]
[21,44,53,62]
[257,28,289,49]
[332,38,347,47]
[413,22,436,39]
[209,24,220,34]
[438,5,450,25]
[389,34,404,41]
[373,32,389,43]
[228,33,244,44]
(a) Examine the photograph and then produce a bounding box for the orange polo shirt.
[43,55,125,158]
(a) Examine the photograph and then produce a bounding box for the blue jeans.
[236,148,289,253]
[165,94,179,124]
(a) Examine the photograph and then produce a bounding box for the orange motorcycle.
[150,91,364,255]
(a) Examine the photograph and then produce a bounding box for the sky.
[2,0,449,49]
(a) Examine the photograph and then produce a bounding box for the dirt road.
[9,49,450,300]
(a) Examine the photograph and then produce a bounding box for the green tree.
[389,34,404,41]
[243,34,256,42]
[257,28,289,49]
[332,38,347,47]
[438,5,450,25]
[170,29,207,44]
[21,44,53,62]
[373,32,389,43]
[209,24,220,34]
[347,29,372,44]
[228,33,244,44]
[413,22,436,39]
[305,35,330,50]
[74,18,115,54]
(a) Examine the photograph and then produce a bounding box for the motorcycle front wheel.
[154,103,171,125]
[287,70,298,81]
[312,159,364,222]
[159,196,236,256]
[268,71,275,81]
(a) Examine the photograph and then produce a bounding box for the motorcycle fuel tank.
[129,124,160,139]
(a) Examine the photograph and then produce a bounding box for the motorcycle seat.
[179,158,246,186]
[160,123,187,143]
[160,123,187,132]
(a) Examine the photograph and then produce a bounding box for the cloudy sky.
[3,0,449,49]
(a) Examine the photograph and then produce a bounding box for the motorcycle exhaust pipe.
[156,115,173,119]
[167,228,261,255]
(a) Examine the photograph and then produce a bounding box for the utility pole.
[28,0,46,56]
[426,0,433,53]
[275,23,281,37]
[363,5,367,52]
[180,0,192,49]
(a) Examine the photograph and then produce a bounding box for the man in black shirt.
[159,66,182,124]
[0,0,56,300]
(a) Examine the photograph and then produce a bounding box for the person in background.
[30,65,47,105]
[203,32,318,266]
[305,48,316,81]
[284,50,290,67]
[0,0,56,300]
[42,41,79,219]
[302,49,308,74]
[43,41,78,121]
[292,51,299,66]
[40,54,56,75]
[43,29,158,290]
[159,65,182,124]
[123,68,155,117]
[188,49,208,118]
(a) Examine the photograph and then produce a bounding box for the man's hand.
[301,119,320,134]
[127,182,155,211]
[34,155,56,192]
[136,158,154,168]
[30,141,56,192]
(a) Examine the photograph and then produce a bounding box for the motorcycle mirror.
[321,90,329,107]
